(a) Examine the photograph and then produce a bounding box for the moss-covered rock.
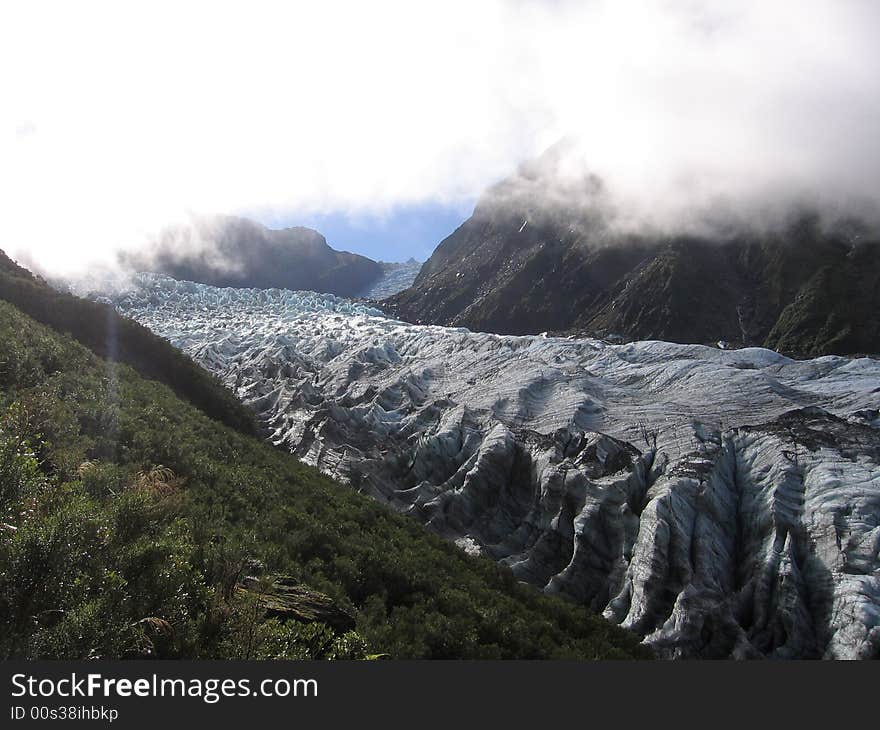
[237,576,356,633]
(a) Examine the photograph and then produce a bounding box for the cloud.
[2,0,879,275]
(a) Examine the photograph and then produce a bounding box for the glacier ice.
[354,260,422,299]
[98,273,880,659]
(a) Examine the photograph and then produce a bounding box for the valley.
[97,273,880,658]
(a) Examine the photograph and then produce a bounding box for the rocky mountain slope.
[122,215,383,298]
[102,274,880,658]
[385,147,880,358]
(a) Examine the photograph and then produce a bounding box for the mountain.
[122,215,383,297]
[0,253,647,660]
[102,273,880,659]
[385,147,880,357]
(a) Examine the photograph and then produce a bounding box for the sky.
[3,1,880,274]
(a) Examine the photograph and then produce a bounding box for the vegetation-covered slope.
[0,250,256,435]
[0,299,648,659]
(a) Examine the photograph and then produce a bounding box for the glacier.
[355,259,422,299]
[95,273,880,659]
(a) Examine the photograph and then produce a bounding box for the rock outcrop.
[237,576,356,633]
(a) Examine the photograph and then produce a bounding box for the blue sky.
[254,200,476,263]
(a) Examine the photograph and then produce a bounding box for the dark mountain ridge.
[122,215,383,297]
[385,148,880,358]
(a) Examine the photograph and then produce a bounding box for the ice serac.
[101,275,880,659]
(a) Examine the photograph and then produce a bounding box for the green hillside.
[0,251,256,435]
[0,295,648,659]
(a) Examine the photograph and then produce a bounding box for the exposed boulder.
[237,576,356,633]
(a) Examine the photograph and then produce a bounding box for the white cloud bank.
[2,0,879,274]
